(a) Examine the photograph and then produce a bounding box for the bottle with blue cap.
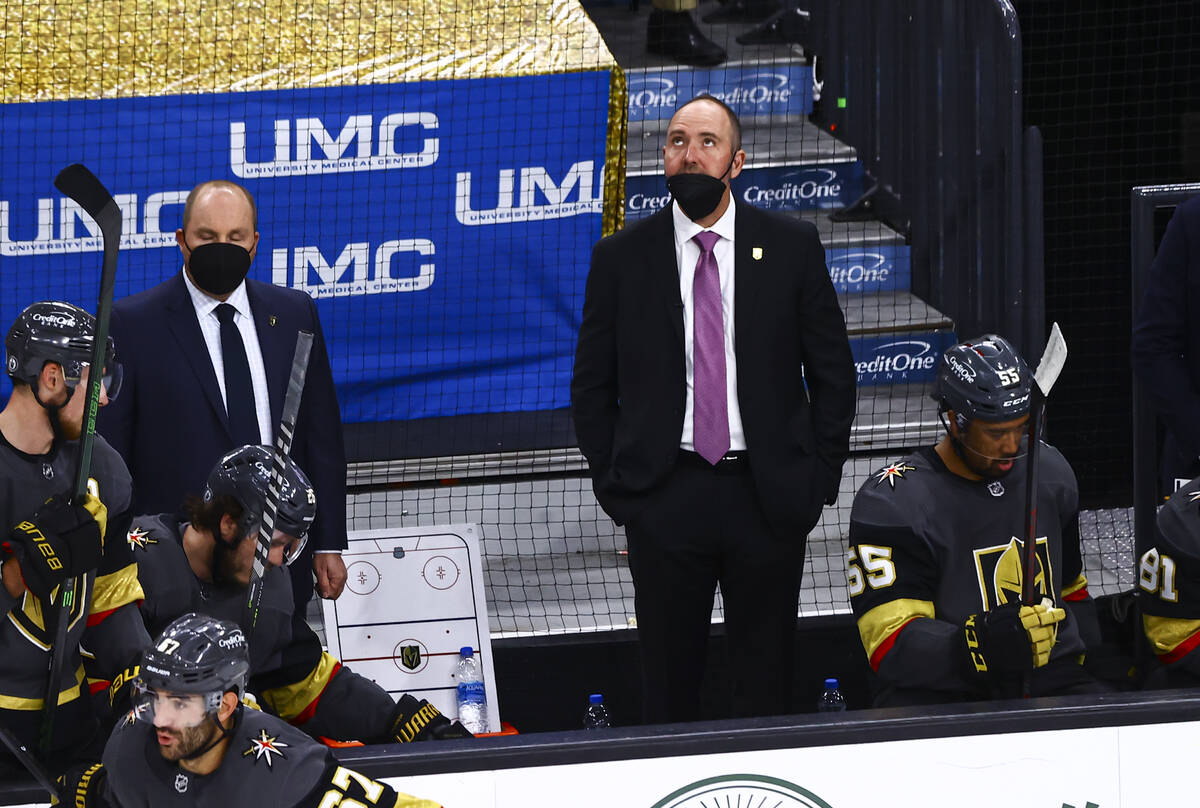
[582,693,611,728]
[455,646,489,733]
[817,677,846,712]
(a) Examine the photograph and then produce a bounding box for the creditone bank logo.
[828,251,891,287]
[0,192,186,256]
[856,340,939,378]
[627,76,679,113]
[627,188,672,215]
[699,72,795,108]
[230,113,440,178]
[741,168,841,207]
[455,160,603,225]
[272,239,435,299]
[652,775,835,808]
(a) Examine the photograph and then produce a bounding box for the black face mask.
[186,242,252,296]
[666,156,736,221]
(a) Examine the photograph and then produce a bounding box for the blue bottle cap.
[460,646,473,657]
[824,678,839,689]
[589,693,604,704]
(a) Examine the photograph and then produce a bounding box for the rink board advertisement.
[376,719,1199,808]
[14,717,1191,807]
[0,72,611,423]
[625,61,814,122]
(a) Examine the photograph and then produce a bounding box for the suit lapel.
[245,280,287,430]
[647,208,684,349]
[733,202,762,350]
[163,274,232,437]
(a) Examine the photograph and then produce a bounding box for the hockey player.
[0,301,149,778]
[1136,475,1200,687]
[88,613,439,808]
[847,334,1104,705]
[126,444,470,744]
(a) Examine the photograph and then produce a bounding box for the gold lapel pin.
[268,316,277,326]
[752,246,763,261]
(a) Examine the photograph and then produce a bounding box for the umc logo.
[455,160,603,225]
[272,239,436,299]
[0,193,185,256]
[230,113,440,178]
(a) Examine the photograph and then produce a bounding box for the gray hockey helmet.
[5,300,122,399]
[203,444,316,549]
[932,334,1032,423]
[139,613,250,697]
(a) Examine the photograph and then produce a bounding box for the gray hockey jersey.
[848,444,1089,695]
[1138,474,1200,672]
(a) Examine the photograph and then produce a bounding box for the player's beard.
[157,719,221,762]
[212,535,252,589]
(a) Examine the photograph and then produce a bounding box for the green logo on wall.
[651,774,835,808]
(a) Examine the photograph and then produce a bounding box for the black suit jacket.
[571,202,857,539]
[97,273,347,552]
[1133,194,1200,457]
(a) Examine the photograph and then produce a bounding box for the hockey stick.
[1019,324,1067,699]
[0,724,60,797]
[38,165,122,760]
[1020,322,1068,606]
[244,330,314,630]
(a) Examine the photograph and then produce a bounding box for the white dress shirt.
[183,269,274,445]
[672,200,746,453]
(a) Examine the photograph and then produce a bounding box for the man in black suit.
[97,180,348,614]
[572,95,856,722]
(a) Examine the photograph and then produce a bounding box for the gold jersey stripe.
[260,650,341,722]
[857,598,936,661]
[1143,613,1200,657]
[1061,573,1089,599]
[0,664,85,710]
[91,562,145,615]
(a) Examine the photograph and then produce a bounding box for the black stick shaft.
[39,164,122,761]
[244,331,314,630]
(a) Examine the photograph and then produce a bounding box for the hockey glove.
[389,694,474,742]
[56,762,112,808]
[963,598,1065,678]
[6,495,101,601]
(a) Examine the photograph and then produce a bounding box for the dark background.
[1017,0,1200,508]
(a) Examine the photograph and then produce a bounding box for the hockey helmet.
[203,444,316,563]
[932,334,1032,424]
[134,613,249,725]
[4,301,122,399]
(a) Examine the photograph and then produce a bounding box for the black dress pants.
[624,453,807,723]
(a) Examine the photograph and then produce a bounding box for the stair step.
[851,384,942,450]
[626,116,855,174]
[841,290,952,336]
[851,330,958,388]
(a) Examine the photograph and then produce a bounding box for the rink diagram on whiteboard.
[320,524,500,731]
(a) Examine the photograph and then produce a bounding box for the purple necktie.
[692,230,730,465]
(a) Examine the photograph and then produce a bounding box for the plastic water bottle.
[582,693,611,728]
[455,646,489,734]
[817,678,846,712]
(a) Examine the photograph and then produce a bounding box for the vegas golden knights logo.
[400,645,422,670]
[972,537,1054,611]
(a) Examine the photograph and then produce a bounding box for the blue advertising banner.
[827,245,911,295]
[0,72,612,423]
[625,160,861,222]
[851,331,958,386]
[626,61,814,122]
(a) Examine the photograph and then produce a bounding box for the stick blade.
[54,163,117,222]
[1034,322,1068,395]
